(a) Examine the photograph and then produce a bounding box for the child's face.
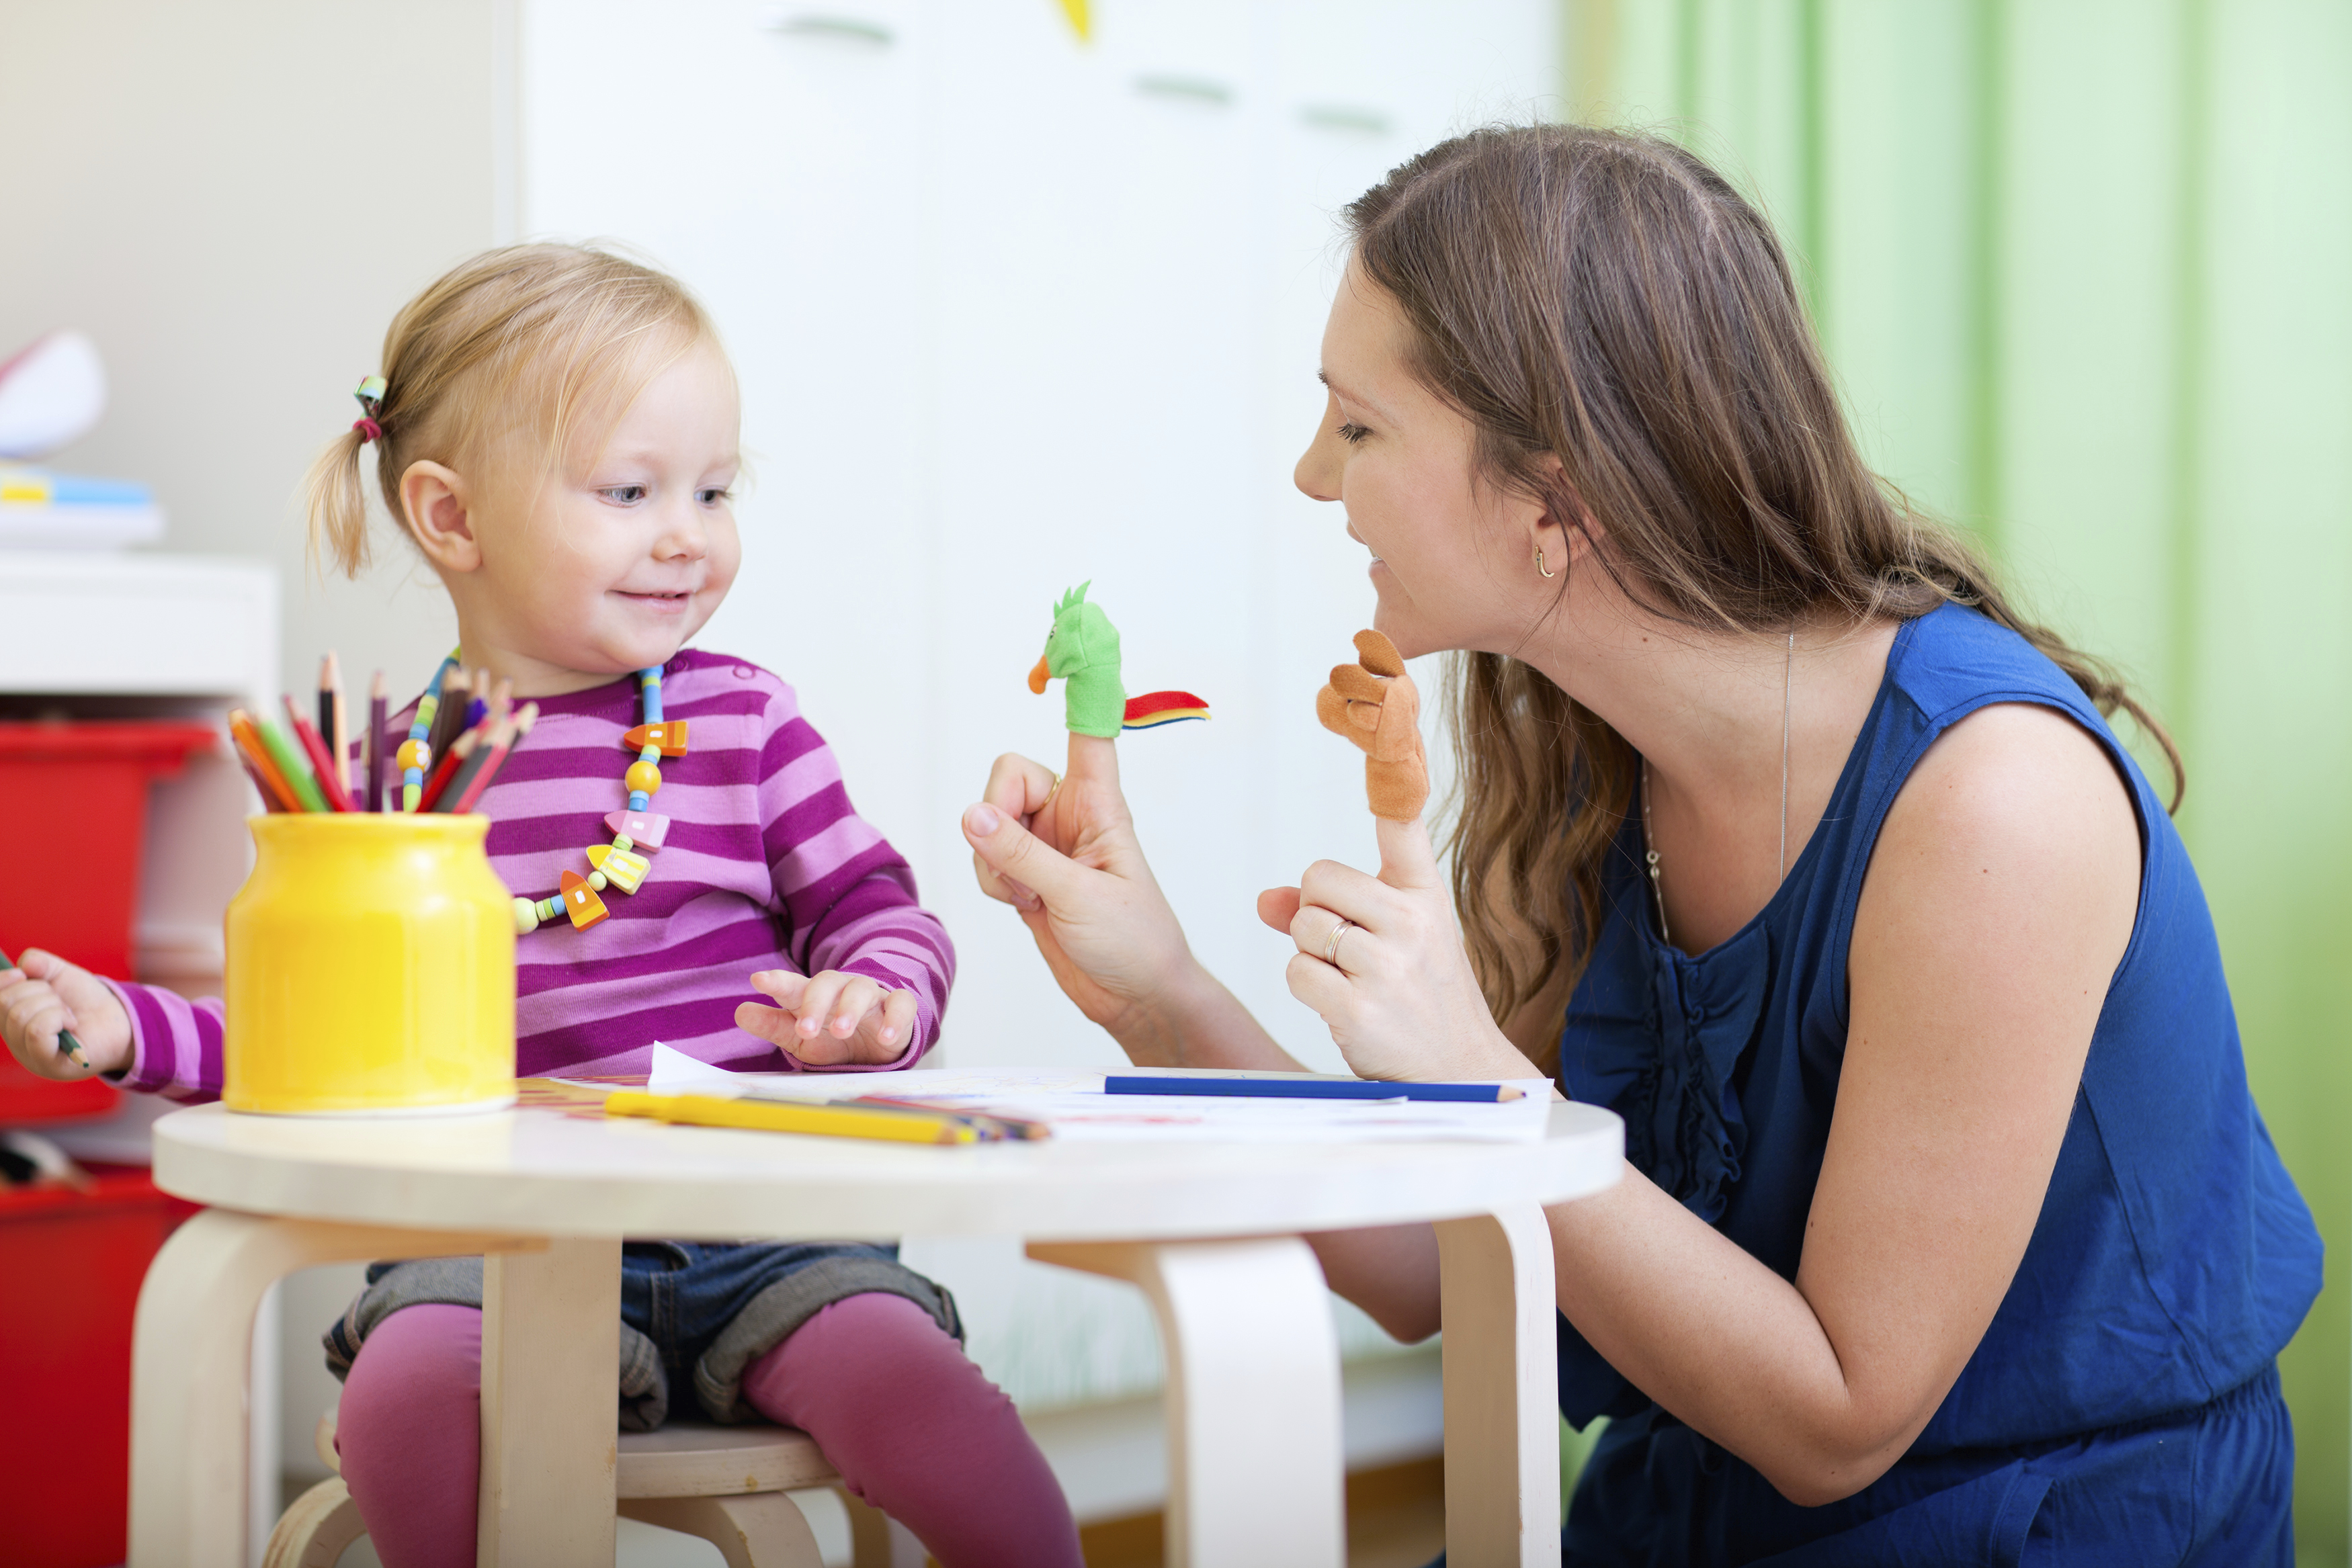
[472,336,743,686]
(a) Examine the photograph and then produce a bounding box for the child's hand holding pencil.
[0,947,133,1080]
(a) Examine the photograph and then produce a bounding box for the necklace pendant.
[587,842,650,894]
[605,810,671,851]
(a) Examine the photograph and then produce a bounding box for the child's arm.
[1,948,222,1100]
[734,686,954,1072]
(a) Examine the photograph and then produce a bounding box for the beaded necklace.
[395,652,683,937]
[514,664,681,934]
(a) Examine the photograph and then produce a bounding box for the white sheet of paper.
[632,1060,1554,1145]
[646,1041,749,1095]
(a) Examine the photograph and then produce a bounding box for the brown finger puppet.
[1316,629,1430,821]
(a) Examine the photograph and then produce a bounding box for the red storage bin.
[0,721,220,1122]
[0,1166,200,1567]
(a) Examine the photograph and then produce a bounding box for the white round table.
[134,1084,1621,1568]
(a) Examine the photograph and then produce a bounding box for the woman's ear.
[398,460,482,575]
[1531,453,1597,569]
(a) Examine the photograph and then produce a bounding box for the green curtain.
[1560,0,2351,1553]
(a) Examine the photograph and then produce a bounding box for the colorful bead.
[586,842,650,893]
[513,897,540,934]
[625,760,663,795]
[612,834,634,853]
[559,869,608,929]
[396,738,431,772]
[588,871,608,891]
[605,810,669,850]
[628,791,651,812]
[623,721,688,756]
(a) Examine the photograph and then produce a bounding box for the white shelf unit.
[0,549,281,1562]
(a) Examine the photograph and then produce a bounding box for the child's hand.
[734,969,917,1067]
[0,949,134,1080]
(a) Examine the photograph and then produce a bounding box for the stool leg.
[129,1210,542,1568]
[1031,1237,1343,1568]
[477,1236,623,1566]
[261,1475,368,1568]
[620,1493,825,1568]
[1435,1206,1561,1568]
[840,1489,927,1568]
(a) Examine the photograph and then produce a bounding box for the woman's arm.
[1287,702,2140,1501]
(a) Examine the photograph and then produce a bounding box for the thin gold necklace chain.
[1642,629,1794,949]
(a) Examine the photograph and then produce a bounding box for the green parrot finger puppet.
[1029,582,1210,738]
[1316,629,1429,821]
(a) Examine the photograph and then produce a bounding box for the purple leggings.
[335,1294,1081,1568]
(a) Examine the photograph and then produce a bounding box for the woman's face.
[1294,266,1549,661]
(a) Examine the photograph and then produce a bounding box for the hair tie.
[351,375,388,443]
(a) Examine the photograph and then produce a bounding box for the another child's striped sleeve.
[101,979,225,1102]
[756,686,954,1072]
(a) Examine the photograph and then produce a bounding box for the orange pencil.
[228,709,302,812]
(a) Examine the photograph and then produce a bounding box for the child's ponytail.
[302,423,376,579]
[296,243,716,584]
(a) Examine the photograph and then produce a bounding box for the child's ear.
[398,460,482,574]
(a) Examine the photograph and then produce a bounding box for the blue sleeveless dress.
[1554,604,2321,1565]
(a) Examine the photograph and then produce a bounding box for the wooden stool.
[263,1409,914,1567]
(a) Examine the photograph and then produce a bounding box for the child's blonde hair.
[303,243,718,578]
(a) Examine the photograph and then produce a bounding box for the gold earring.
[1536,544,1556,579]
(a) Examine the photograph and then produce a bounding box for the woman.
[960,126,2318,1563]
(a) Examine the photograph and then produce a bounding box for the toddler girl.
[0,244,1082,1568]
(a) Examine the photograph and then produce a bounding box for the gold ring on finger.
[1323,917,1353,967]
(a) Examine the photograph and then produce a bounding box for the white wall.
[519,0,1560,1078]
[0,0,499,701]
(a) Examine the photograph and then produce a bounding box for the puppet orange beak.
[1027,654,1052,695]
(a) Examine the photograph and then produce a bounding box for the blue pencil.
[1103,1075,1522,1104]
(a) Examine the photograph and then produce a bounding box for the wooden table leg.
[1030,1237,1343,1568]
[129,1211,544,1568]
[477,1236,622,1566]
[1435,1206,1561,1568]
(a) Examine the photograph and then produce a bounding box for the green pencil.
[0,947,87,1068]
[255,717,331,812]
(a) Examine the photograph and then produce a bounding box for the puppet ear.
[1330,662,1389,703]
[1316,684,1369,753]
[1353,629,1406,679]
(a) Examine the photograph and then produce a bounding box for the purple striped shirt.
[110,650,954,1100]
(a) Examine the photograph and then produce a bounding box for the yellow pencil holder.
[224,813,516,1116]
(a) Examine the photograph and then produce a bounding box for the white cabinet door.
[520,0,935,851]
[515,0,1554,1072]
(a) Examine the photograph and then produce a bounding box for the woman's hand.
[1259,812,1537,1082]
[0,949,134,1080]
[736,969,919,1066]
[963,733,1198,1041]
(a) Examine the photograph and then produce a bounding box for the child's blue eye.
[600,485,648,505]
[696,487,732,506]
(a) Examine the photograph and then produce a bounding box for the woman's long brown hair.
[1343,124,2181,1039]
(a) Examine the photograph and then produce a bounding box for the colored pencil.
[424,668,473,773]
[366,670,388,812]
[603,1090,981,1145]
[321,653,348,801]
[254,716,329,812]
[1103,1074,1526,1104]
[849,1097,1052,1141]
[414,728,480,814]
[228,709,304,813]
[0,946,87,1068]
[282,697,355,812]
[445,702,531,814]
